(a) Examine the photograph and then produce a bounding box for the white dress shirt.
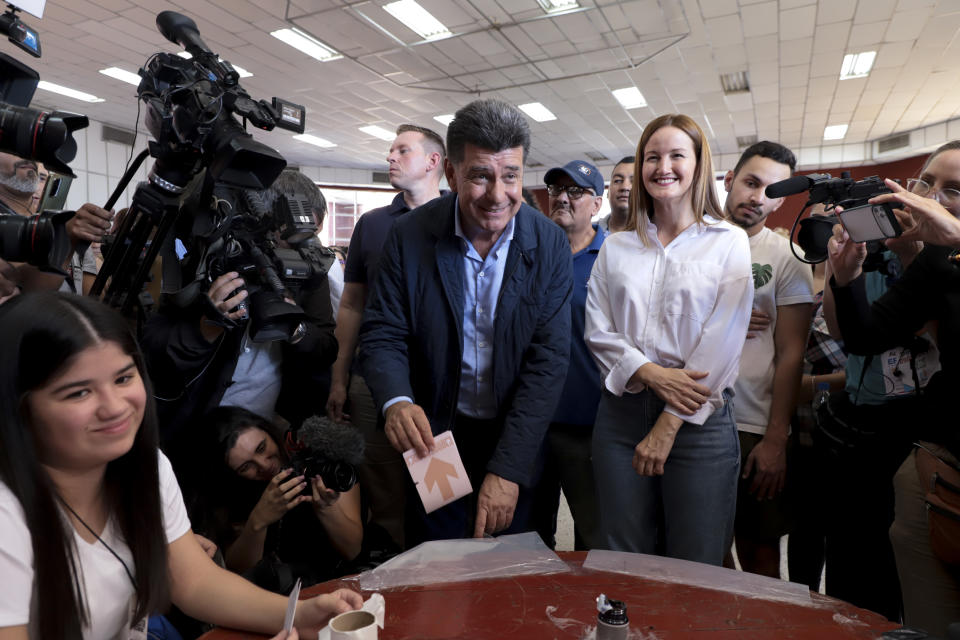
[584,214,753,425]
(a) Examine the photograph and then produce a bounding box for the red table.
[202,553,898,639]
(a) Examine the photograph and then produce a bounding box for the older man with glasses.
[532,160,607,550]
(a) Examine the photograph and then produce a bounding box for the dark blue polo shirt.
[553,223,607,426]
[343,192,410,286]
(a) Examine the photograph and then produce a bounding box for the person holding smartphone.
[827,140,960,635]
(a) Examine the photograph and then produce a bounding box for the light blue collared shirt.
[381,200,515,418]
[455,203,515,419]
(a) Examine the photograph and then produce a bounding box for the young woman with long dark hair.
[0,292,360,640]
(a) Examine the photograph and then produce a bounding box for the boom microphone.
[297,415,365,466]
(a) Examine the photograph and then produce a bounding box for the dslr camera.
[288,416,363,494]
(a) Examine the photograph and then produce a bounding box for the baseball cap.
[544,160,604,197]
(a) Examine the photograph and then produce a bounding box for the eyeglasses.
[546,184,594,200]
[906,178,960,209]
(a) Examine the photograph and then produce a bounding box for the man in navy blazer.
[358,99,573,544]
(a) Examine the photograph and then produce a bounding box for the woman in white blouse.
[585,114,753,565]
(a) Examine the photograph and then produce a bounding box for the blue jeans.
[592,388,740,565]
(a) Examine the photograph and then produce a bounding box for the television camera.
[91,11,320,338]
[766,171,903,271]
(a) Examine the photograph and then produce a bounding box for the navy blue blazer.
[358,193,573,487]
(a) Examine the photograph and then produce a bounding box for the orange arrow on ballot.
[424,457,458,500]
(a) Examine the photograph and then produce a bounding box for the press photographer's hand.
[249,469,311,531]
[66,203,113,244]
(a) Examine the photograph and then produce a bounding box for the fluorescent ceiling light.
[519,102,557,122]
[720,70,750,94]
[433,114,455,126]
[176,51,253,77]
[360,125,396,141]
[36,80,103,103]
[612,87,647,109]
[99,67,140,86]
[293,134,337,148]
[271,27,341,62]
[824,124,848,140]
[840,51,876,80]
[384,0,451,40]
[538,0,579,14]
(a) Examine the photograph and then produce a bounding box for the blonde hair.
[625,114,724,246]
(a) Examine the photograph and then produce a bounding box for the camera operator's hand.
[326,383,350,423]
[871,177,960,249]
[202,272,248,341]
[249,469,311,532]
[742,434,787,500]
[384,400,435,457]
[827,218,868,286]
[66,203,113,244]
[746,308,771,339]
[473,473,520,537]
[0,259,19,304]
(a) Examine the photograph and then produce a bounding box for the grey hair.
[261,169,327,226]
[446,99,531,166]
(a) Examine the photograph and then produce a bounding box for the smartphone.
[837,202,902,242]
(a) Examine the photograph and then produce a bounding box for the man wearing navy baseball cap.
[534,159,607,550]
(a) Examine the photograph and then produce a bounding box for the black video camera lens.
[0,209,73,271]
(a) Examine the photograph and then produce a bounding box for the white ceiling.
[17,0,960,180]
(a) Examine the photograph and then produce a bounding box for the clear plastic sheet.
[583,550,814,607]
[355,531,570,591]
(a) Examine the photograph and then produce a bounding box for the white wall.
[63,119,151,213]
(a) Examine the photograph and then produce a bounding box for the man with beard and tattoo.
[533,160,607,550]
[722,142,813,578]
[599,156,633,233]
[0,152,113,295]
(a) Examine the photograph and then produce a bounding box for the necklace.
[58,498,138,591]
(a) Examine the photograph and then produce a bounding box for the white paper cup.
[328,610,378,640]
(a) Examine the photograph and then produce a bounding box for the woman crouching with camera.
[828,140,960,636]
[0,292,361,640]
[186,406,363,593]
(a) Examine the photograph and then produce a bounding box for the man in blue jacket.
[358,99,573,543]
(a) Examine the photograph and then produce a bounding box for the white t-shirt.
[328,258,344,322]
[0,451,191,639]
[734,226,815,435]
[585,215,754,425]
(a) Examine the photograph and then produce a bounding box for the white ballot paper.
[283,577,301,633]
[403,430,472,513]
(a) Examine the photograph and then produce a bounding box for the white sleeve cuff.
[382,395,414,416]
[664,393,724,426]
[604,350,651,396]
